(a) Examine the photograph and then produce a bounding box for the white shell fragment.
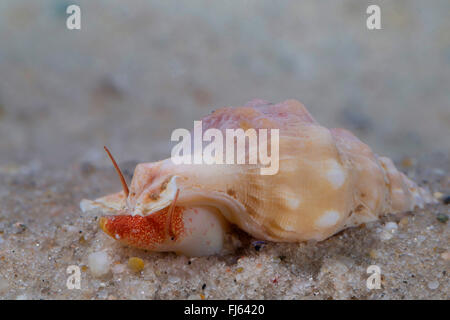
[88,251,111,277]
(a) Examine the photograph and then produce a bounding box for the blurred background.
[0,0,449,170]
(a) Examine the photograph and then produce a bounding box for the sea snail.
[80,99,434,256]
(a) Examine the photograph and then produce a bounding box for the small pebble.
[112,263,126,274]
[436,213,448,223]
[399,217,409,227]
[384,222,398,232]
[433,192,443,200]
[13,222,27,234]
[380,222,398,240]
[441,251,450,261]
[168,276,180,284]
[79,235,87,244]
[442,195,450,205]
[252,240,266,251]
[379,231,393,241]
[369,249,378,259]
[88,251,110,277]
[427,280,439,290]
[128,257,144,272]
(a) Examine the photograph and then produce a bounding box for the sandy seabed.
[0,153,448,300]
[0,0,449,300]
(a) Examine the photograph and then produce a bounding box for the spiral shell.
[81,99,434,251]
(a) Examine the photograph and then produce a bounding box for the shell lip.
[80,194,127,215]
[80,176,181,217]
[132,175,180,216]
